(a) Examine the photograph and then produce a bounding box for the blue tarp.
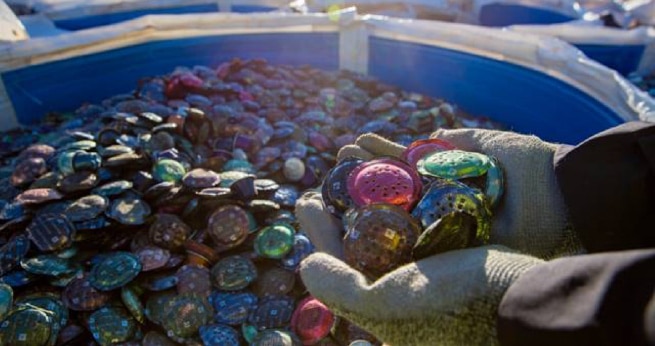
[574,44,645,76]
[479,3,575,27]
[369,37,621,144]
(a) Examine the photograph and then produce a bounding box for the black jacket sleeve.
[497,121,655,346]
[554,121,655,252]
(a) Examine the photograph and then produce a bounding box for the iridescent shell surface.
[347,158,422,211]
[343,204,421,279]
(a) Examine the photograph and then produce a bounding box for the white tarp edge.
[507,23,654,44]
[294,0,477,22]
[0,0,29,42]
[0,11,653,132]
[624,0,655,26]
[292,0,584,22]
[508,24,655,75]
[6,0,291,20]
[19,13,70,37]
[0,12,339,69]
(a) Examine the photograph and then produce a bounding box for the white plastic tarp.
[291,0,584,22]
[508,22,655,75]
[292,0,655,75]
[292,0,654,23]
[0,0,28,42]
[624,0,655,26]
[290,0,478,22]
[0,11,653,132]
[5,0,290,20]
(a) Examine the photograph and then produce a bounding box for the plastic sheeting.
[290,0,478,23]
[0,11,653,144]
[0,0,28,42]
[624,0,655,26]
[6,0,654,75]
[292,0,582,24]
[52,3,282,31]
[6,0,290,18]
[509,23,655,75]
[6,0,289,31]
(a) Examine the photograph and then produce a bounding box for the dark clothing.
[498,249,655,346]
[498,122,655,346]
[555,121,655,252]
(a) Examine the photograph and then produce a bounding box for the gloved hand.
[294,133,408,259]
[431,128,582,258]
[299,246,544,346]
[298,130,583,260]
[295,133,410,259]
[295,130,583,345]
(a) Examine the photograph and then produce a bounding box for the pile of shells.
[629,72,655,97]
[0,58,504,345]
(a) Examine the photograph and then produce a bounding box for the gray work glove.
[298,130,583,260]
[300,246,543,346]
[296,130,584,345]
[431,128,582,258]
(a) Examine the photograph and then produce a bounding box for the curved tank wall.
[1,32,624,145]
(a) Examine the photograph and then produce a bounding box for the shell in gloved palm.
[342,203,421,279]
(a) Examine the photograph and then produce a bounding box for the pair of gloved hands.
[296,129,585,346]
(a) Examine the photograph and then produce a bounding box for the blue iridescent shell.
[411,179,491,245]
[248,296,295,330]
[281,233,315,271]
[210,291,258,325]
[199,324,241,346]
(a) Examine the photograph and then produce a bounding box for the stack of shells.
[0,58,504,345]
